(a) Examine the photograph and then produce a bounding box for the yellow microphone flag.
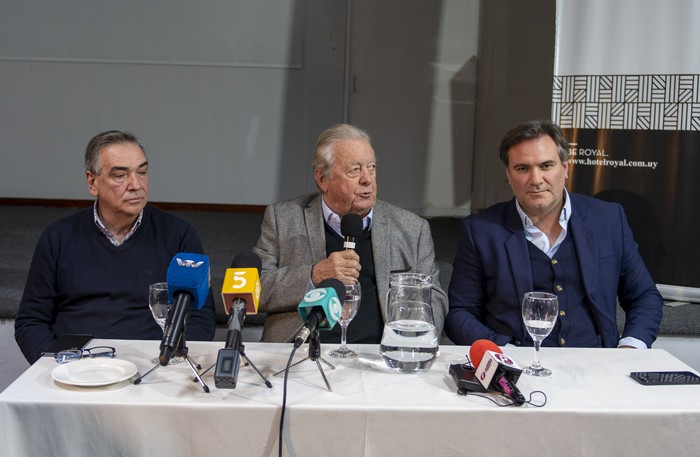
[221,267,261,314]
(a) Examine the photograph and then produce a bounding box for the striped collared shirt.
[93,200,143,246]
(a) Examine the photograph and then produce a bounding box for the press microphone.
[341,213,363,250]
[470,339,526,406]
[221,250,261,316]
[215,251,262,388]
[160,253,211,366]
[469,339,500,370]
[293,278,345,348]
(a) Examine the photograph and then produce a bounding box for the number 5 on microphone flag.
[221,267,261,315]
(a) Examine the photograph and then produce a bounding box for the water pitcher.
[379,273,438,372]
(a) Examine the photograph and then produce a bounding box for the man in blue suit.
[445,120,662,348]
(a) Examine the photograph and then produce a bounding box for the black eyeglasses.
[54,346,117,364]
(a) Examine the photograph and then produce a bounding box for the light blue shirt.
[515,189,571,258]
[321,198,373,236]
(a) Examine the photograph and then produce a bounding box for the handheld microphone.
[215,251,262,388]
[470,339,526,406]
[293,278,345,348]
[341,213,363,250]
[160,253,210,366]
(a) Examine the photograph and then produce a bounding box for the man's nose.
[359,167,372,184]
[127,172,143,190]
[529,168,543,185]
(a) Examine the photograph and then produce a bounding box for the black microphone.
[223,251,262,348]
[160,253,211,366]
[293,278,345,348]
[341,213,363,250]
[215,251,262,389]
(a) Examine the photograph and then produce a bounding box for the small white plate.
[51,358,138,387]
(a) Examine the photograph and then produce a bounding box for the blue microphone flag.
[166,252,210,310]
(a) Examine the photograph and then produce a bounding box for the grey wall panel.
[0,1,303,67]
[0,1,347,205]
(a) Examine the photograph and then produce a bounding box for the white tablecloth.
[2,339,700,457]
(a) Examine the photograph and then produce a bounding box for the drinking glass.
[521,291,559,376]
[149,282,170,332]
[148,282,181,364]
[329,280,361,358]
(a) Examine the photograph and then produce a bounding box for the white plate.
[51,358,138,387]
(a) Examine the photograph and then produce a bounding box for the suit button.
[560,338,566,345]
[556,285,563,292]
[551,259,558,265]
[559,310,566,317]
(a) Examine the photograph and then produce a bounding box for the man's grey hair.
[313,123,371,180]
[85,130,145,175]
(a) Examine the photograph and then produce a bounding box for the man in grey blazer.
[254,123,447,344]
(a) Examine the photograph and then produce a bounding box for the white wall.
[347,0,479,216]
[0,0,346,205]
[0,0,555,215]
[0,0,485,216]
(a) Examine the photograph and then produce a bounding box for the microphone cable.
[457,387,548,407]
[279,344,300,457]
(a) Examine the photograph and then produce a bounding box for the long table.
[2,339,700,457]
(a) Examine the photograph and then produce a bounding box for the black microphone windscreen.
[231,250,262,272]
[340,213,364,238]
[317,278,346,301]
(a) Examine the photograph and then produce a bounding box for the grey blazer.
[253,193,448,343]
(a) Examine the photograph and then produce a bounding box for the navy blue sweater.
[15,205,216,363]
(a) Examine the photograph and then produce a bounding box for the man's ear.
[315,169,328,193]
[86,171,98,197]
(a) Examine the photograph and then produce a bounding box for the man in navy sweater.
[15,130,216,363]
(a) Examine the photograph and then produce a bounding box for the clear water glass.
[148,282,170,331]
[521,291,559,376]
[148,282,181,364]
[329,280,361,358]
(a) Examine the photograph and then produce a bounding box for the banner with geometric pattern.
[554,0,700,296]
[553,75,700,131]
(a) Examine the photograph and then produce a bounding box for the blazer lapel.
[304,195,327,264]
[569,205,599,297]
[370,203,391,317]
[504,200,532,301]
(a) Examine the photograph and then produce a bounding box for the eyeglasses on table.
[54,346,117,364]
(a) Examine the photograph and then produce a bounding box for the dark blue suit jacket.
[445,193,663,348]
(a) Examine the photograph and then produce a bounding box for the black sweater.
[15,205,216,363]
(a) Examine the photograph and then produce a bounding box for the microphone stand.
[134,332,210,393]
[273,329,335,391]
[200,309,273,388]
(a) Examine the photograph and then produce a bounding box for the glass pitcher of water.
[379,273,439,372]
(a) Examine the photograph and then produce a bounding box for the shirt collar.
[515,189,572,257]
[93,200,143,246]
[515,188,571,229]
[320,197,373,237]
